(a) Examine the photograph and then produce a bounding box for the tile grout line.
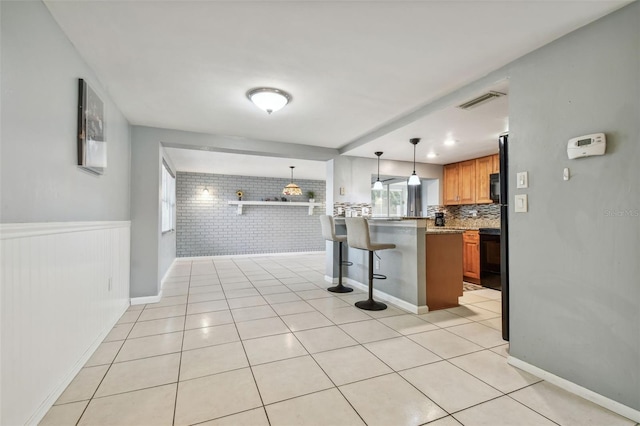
[74,307,144,425]
[230,258,274,426]
[171,260,192,426]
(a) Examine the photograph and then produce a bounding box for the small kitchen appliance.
[434,212,445,227]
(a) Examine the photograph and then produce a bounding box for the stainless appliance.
[434,212,445,227]
[479,228,501,290]
[489,173,500,203]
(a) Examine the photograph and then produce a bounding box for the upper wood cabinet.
[475,155,494,204]
[443,164,460,205]
[491,154,500,174]
[458,160,476,204]
[444,160,476,205]
[444,154,498,205]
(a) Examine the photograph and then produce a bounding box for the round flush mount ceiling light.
[247,87,292,114]
[427,152,438,159]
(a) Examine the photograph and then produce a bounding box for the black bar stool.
[320,215,353,293]
[344,217,396,311]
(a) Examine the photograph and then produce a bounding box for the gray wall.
[0,1,131,223]
[508,2,639,411]
[159,148,177,283]
[176,172,326,256]
[130,127,161,298]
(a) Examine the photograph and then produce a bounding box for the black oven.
[489,173,500,203]
[479,228,501,290]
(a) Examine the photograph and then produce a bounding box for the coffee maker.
[434,212,445,227]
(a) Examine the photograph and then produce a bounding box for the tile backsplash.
[333,202,372,217]
[426,204,500,228]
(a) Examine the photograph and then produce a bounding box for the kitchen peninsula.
[331,218,463,313]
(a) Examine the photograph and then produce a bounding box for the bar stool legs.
[327,241,354,293]
[354,251,387,311]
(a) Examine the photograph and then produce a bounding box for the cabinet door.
[462,231,480,279]
[458,160,476,204]
[475,156,494,204]
[443,164,460,205]
[492,154,500,174]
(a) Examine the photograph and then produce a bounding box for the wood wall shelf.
[228,201,321,215]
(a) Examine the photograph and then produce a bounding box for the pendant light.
[373,152,384,190]
[282,166,302,196]
[408,138,421,186]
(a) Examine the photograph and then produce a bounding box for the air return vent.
[457,91,506,110]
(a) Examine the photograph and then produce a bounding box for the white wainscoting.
[0,221,131,425]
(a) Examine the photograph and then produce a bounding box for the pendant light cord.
[413,143,416,173]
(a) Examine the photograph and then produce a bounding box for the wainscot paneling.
[0,221,131,425]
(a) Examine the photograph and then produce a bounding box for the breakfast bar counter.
[328,218,463,313]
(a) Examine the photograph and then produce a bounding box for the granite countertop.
[425,228,465,234]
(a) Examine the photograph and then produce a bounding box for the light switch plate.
[516,171,529,189]
[514,194,528,213]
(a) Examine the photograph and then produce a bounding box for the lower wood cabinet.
[462,230,480,282]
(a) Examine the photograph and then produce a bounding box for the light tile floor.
[41,253,637,426]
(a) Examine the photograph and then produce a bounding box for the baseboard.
[130,291,163,305]
[508,356,640,423]
[27,301,129,425]
[177,251,324,261]
[130,258,177,306]
[340,277,428,315]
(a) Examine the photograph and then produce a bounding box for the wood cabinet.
[475,155,494,204]
[458,160,476,204]
[443,160,475,205]
[443,164,460,205]
[491,154,500,174]
[462,230,480,282]
[444,154,499,205]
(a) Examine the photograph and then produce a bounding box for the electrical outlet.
[469,210,478,217]
[375,260,380,270]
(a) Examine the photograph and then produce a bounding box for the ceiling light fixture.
[427,152,437,159]
[444,139,456,146]
[203,186,209,194]
[247,87,292,114]
[408,138,421,186]
[282,166,302,196]
[373,152,384,190]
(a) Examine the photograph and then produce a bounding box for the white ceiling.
[44,0,629,169]
[345,80,509,164]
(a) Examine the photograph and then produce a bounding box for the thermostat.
[567,133,606,159]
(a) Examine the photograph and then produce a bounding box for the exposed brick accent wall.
[176,172,326,257]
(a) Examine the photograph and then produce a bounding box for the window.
[161,161,176,233]
[372,179,408,217]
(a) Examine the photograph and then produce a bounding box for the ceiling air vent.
[457,91,506,110]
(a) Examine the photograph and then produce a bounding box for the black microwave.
[489,173,500,203]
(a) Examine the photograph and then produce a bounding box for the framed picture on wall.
[77,78,107,174]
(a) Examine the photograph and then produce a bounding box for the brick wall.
[176,172,326,257]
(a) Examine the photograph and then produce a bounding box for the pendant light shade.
[282,166,302,196]
[373,151,384,190]
[247,87,292,114]
[408,138,421,186]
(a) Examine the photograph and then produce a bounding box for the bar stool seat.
[320,215,353,293]
[345,217,396,311]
